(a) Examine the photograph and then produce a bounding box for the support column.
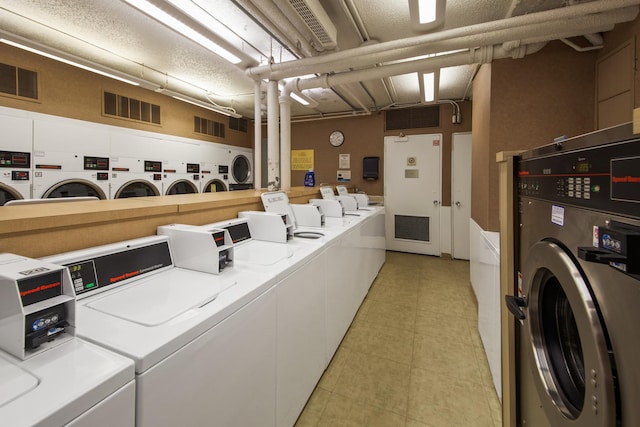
[254,80,262,189]
[279,94,292,190]
[267,80,280,190]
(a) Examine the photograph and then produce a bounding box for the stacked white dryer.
[228,146,254,191]
[0,108,32,205]
[31,117,111,200]
[110,132,163,198]
[160,139,200,195]
[199,143,230,193]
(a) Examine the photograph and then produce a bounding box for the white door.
[384,134,442,256]
[452,132,472,260]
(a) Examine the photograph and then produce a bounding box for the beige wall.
[471,65,492,230]
[472,41,597,231]
[0,44,251,148]
[279,101,473,201]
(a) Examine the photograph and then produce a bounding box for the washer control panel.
[518,139,640,219]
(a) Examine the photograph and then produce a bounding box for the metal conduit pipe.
[279,94,292,191]
[246,0,640,79]
[252,6,637,81]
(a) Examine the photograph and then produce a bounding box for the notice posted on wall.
[292,149,314,171]
[337,170,351,182]
[339,154,350,169]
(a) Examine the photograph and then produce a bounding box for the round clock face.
[330,130,344,147]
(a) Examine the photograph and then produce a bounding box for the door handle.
[455,201,461,207]
[433,200,440,206]
[505,295,527,320]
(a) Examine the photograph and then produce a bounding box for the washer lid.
[234,241,297,266]
[86,269,232,326]
[0,359,38,406]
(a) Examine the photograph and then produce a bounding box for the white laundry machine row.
[41,234,279,427]
[199,143,230,193]
[0,108,32,205]
[162,204,383,427]
[32,118,111,200]
[0,253,135,427]
[157,139,201,195]
[227,146,254,191]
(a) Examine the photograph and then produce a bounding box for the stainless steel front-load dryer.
[508,123,640,427]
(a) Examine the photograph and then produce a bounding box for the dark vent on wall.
[194,116,225,138]
[103,91,160,124]
[229,117,248,132]
[394,215,430,242]
[0,62,38,100]
[385,105,440,130]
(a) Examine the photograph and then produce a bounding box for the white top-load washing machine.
[199,143,229,192]
[41,234,279,427]
[32,117,111,200]
[228,146,254,191]
[160,139,201,195]
[110,133,163,198]
[0,108,32,205]
[0,253,135,427]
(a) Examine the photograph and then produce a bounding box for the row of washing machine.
[0,107,254,205]
[0,189,385,427]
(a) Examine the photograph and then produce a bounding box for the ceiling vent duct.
[288,0,338,49]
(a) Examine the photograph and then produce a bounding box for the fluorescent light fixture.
[408,0,445,30]
[0,38,140,86]
[156,88,241,118]
[423,72,435,102]
[290,92,310,106]
[418,0,437,23]
[419,70,439,103]
[124,0,242,64]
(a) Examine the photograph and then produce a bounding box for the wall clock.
[329,130,345,147]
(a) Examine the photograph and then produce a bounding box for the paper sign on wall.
[337,170,351,182]
[292,149,314,171]
[339,154,350,169]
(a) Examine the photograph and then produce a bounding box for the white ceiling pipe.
[336,84,372,114]
[250,6,637,82]
[246,0,640,79]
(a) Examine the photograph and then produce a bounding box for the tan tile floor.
[295,251,502,427]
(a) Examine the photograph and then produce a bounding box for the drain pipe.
[253,80,262,189]
[247,0,640,80]
[267,80,280,191]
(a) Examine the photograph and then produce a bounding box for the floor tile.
[298,252,501,427]
[342,320,415,365]
[316,393,406,427]
[333,351,411,416]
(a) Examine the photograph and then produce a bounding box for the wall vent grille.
[394,215,430,242]
[0,62,38,100]
[103,91,160,124]
[229,117,248,132]
[195,116,225,138]
[386,105,440,130]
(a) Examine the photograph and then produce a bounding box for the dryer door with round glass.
[1,183,23,205]
[232,155,251,184]
[522,240,617,427]
[44,179,107,199]
[202,179,227,193]
[165,180,198,195]
[115,180,161,198]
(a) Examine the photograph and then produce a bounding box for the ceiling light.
[290,92,310,106]
[156,88,241,118]
[419,0,437,23]
[124,0,242,64]
[408,0,446,30]
[0,38,140,86]
[419,70,439,103]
